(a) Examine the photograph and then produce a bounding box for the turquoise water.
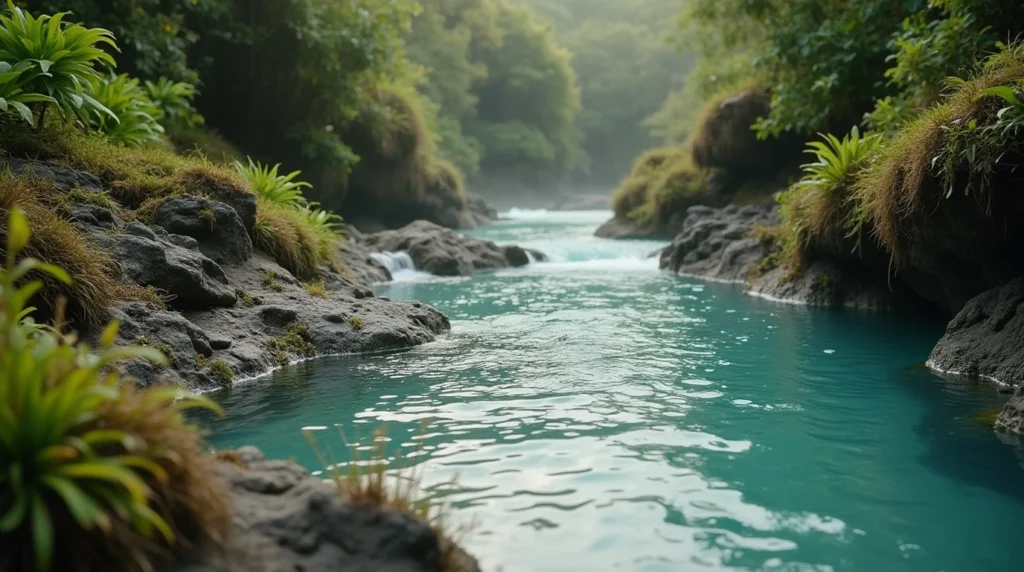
[206,210,1024,572]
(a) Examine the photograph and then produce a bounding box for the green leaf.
[7,205,30,256]
[978,86,1021,107]
[31,494,54,572]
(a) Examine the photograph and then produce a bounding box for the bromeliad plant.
[0,207,228,571]
[0,0,117,126]
[145,77,204,128]
[87,73,164,147]
[233,158,312,208]
[797,126,883,196]
[0,61,55,126]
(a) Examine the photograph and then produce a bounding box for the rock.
[595,215,680,240]
[549,193,611,211]
[67,203,117,229]
[155,196,253,265]
[163,450,480,572]
[172,253,450,388]
[91,222,237,310]
[660,204,911,309]
[100,302,214,387]
[177,168,259,233]
[460,193,497,228]
[2,158,102,192]
[339,226,392,287]
[659,204,778,280]
[363,220,540,277]
[928,277,1024,387]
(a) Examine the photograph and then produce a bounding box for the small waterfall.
[371,251,417,274]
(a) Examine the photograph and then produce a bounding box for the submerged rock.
[362,220,540,277]
[165,448,480,572]
[928,277,1024,434]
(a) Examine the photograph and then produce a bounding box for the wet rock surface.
[165,448,480,572]
[927,277,1024,434]
[362,220,537,277]
[659,204,912,310]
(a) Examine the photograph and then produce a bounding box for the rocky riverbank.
[165,447,479,572]
[655,202,1024,435]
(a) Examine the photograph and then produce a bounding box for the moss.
[689,85,769,171]
[200,207,217,229]
[304,281,328,299]
[347,315,365,330]
[235,288,257,307]
[133,336,175,367]
[611,147,689,218]
[207,359,235,386]
[195,354,236,386]
[855,46,1024,269]
[165,124,244,164]
[266,322,317,366]
[262,269,285,292]
[0,176,140,327]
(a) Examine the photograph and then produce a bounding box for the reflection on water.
[205,210,1024,572]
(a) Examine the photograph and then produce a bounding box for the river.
[206,209,1024,571]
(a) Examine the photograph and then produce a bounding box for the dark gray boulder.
[155,196,253,265]
[100,301,216,387]
[363,220,540,277]
[92,222,237,310]
[165,448,480,572]
[595,215,679,240]
[928,277,1024,434]
[2,158,102,192]
[659,204,778,281]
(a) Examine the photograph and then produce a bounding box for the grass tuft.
[266,322,317,366]
[304,280,328,299]
[348,315,365,330]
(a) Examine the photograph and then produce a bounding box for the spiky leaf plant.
[88,73,164,147]
[0,0,117,125]
[233,158,312,208]
[0,206,227,571]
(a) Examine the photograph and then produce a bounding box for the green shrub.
[87,73,164,148]
[0,60,55,126]
[856,42,1024,266]
[0,1,117,125]
[347,315,364,330]
[144,77,203,127]
[0,206,228,571]
[233,158,311,208]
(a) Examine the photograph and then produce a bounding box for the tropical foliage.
[0,0,116,125]
[87,74,163,147]
[0,207,227,571]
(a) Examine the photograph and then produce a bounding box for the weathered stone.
[363,220,540,277]
[163,450,480,572]
[155,196,253,265]
[2,158,102,192]
[91,222,236,310]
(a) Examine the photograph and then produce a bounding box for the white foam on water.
[370,251,433,282]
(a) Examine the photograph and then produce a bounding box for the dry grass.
[0,176,147,327]
[254,199,323,280]
[610,147,689,218]
[304,280,328,299]
[855,44,1024,267]
[305,427,475,572]
[84,384,231,567]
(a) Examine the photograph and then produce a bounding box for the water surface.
[207,210,1024,572]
